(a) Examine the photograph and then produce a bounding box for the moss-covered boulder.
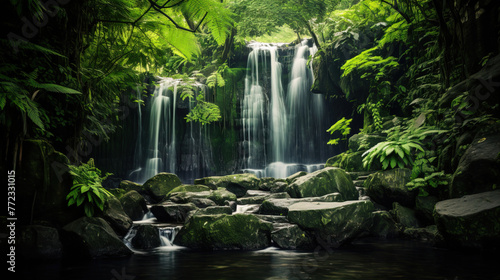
[62,217,132,258]
[364,168,415,208]
[119,190,148,221]
[100,196,133,236]
[195,173,260,197]
[207,188,238,205]
[168,191,212,203]
[175,214,273,250]
[237,192,290,205]
[391,202,421,228]
[131,225,161,250]
[190,206,233,217]
[271,224,315,250]
[415,195,439,225]
[434,190,500,250]
[287,201,374,246]
[143,173,182,202]
[166,184,211,196]
[259,177,288,192]
[150,203,197,223]
[449,132,500,198]
[18,225,62,260]
[119,180,144,193]
[403,225,442,244]
[370,211,399,239]
[287,167,357,199]
[286,172,308,184]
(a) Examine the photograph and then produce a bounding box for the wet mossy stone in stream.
[370,211,399,239]
[62,217,132,258]
[287,200,375,246]
[131,225,161,250]
[364,168,415,208]
[119,190,148,221]
[150,203,197,223]
[142,173,182,202]
[271,224,315,250]
[99,195,133,236]
[175,214,272,250]
[391,202,421,229]
[287,167,357,199]
[434,190,500,250]
[194,173,260,197]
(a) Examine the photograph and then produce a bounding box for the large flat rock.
[434,190,500,250]
[287,167,357,199]
[287,200,374,246]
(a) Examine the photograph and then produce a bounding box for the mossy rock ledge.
[286,167,357,199]
[434,190,500,250]
[175,214,273,250]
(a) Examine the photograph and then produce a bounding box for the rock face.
[131,225,161,250]
[287,201,374,246]
[434,190,500,250]
[119,190,148,221]
[150,203,197,223]
[142,173,182,202]
[364,168,415,208]
[287,167,357,199]
[62,217,132,258]
[18,225,62,259]
[195,173,260,197]
[100,196,133,236]
[450,133,500,198]
[175,214,272,250]
[271,224,315,250]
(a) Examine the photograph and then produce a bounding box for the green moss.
[167,185,211,196]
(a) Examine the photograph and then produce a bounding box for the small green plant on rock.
[66,158,113,217]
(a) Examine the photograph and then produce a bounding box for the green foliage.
[66,159,113,217]
[341,47,399,79]
[185,94,222,125]
[406,152,451,196]
[327,117,352,145]
[362,119,446,170]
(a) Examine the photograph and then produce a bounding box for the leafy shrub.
[66,159,113,217]
[362,121,445,170]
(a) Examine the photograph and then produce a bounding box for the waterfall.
[242,40,327,178]
[128,77,213,183]
[142,78,180,182]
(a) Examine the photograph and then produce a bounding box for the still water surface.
[20,239,498,280]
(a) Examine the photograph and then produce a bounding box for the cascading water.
[129,77,213,183]
[242,40,330,178]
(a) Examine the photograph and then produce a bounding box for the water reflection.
[20,240,497,280]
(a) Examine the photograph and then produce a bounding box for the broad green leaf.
[390,157,397,169]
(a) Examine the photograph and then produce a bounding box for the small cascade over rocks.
[241,39,332,178]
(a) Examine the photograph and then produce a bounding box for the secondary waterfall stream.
[242,40,328,178]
